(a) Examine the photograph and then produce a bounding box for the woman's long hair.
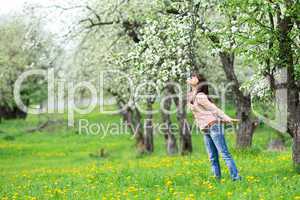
[190,72,212,103]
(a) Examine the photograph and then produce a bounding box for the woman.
[186,72,241,181]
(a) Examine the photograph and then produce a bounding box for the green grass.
[0,106,299,200]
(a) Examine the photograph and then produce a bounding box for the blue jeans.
[203,123,241,180]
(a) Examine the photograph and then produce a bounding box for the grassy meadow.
[0,105,300,200]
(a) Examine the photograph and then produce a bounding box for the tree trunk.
[285,38,300,172]
[287,63,300,173]
[144,99,154,153]
[112,92,147,154]
[0,106,27,120]
[275,10,300,172]
[117,100,146,154]
[235,97,256,148]
[219,51,257,148]
[287,68,300,172]
[131,107,146,154]
[117,101,131,125]
[161,88,178,155]
[291,116,300,172]
[172,90,192,155]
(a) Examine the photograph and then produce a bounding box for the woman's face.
[186,75,199,86]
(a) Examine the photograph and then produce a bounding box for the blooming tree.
[0,14,57,120]
[222,0,300,171]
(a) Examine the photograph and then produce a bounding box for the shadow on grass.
[231,147,262,156]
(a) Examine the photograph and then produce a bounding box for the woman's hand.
[230,119,240,123]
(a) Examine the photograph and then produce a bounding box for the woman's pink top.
[187,91,232,130]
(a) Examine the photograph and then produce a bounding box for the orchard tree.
[118,0,206,155]
[106,55,149,154]
[194,0,259,148]
[61,0,157,154]
[223,0,300,171]
[70,0,203,155]
[0,15,56,121]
